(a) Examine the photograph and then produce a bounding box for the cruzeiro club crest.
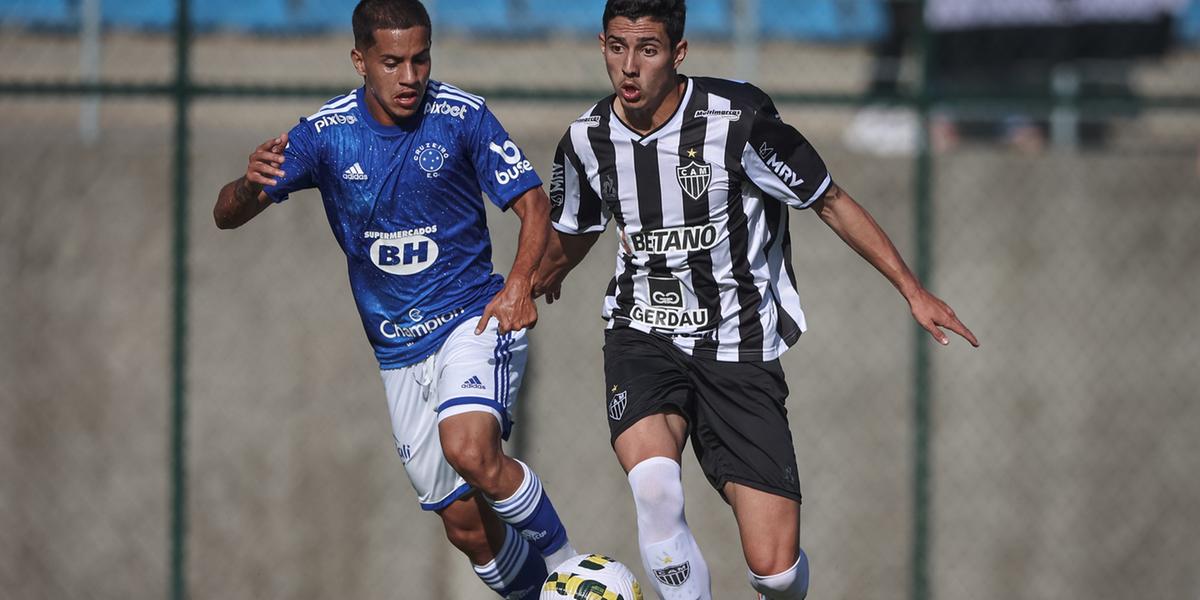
[653,562,692,587]
[676,159,711,201]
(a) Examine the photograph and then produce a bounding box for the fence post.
[911,2,935,600]
[170,0,191,599]
[79,0,101,144]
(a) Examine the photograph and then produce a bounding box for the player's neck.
[362,86,422,129]
[617,76,686,135]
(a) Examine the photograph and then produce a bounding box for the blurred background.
[1,0,1198,599]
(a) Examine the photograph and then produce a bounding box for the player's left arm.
[812,183,979,347]
[476,186,551,335]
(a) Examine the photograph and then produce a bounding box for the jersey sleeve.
[549,128,609,235]
[263,119,320,203]
[741,95,832,210]
[468,105,542,210]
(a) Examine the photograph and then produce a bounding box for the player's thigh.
[688,358,802,503]
[603,328,692,471]
[612,412,690,472]
[380,364,472,511]
[438,410,503,467]
[434,315,528,442]
[725,481,801,575]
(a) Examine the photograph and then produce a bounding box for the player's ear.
[672,39,688,69]
[351,47,367,78]
[599,32,607,54]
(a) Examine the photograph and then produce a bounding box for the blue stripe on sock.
[498,531,522,577]
[494,476,541,523]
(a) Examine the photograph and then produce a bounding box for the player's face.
[352,27,432,125]
[601,17,687,115]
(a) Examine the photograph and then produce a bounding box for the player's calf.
[440,410,575,568]
[473,524,548,599]
[486,458,575,570]
[437,493,503,564]
[438,495,547,599]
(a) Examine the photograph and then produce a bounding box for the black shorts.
[603,327,802,503]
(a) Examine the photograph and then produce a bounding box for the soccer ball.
[540,554,644,600]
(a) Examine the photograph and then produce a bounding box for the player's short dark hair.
[352,0,431,49]
[603,0,687,48]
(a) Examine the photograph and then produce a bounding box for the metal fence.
[2,1,1198,599]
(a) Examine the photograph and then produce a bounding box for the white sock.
[627,457,711,600]
[749,549,809,600]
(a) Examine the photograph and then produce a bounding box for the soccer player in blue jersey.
[213,1,575,596]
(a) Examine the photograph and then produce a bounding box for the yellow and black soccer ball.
[540,554,644,600]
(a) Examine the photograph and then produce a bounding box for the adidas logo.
[461,376,486,390]
[342,162,368,181]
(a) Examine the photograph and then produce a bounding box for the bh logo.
[371,235,439,275]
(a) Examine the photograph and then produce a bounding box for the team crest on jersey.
[676,160,711,201]
[414,142,449,177]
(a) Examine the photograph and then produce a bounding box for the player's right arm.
[534,230,601,304]
[214,133,288,229]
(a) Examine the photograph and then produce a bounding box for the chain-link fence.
[2,1,1198,599]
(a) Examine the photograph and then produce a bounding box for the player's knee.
[627,458,686,523]
[748,548,809,600]
[629,474,684,517]
[745,550,797,582]
[443,440,502,490]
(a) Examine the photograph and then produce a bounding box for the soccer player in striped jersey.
[212,1,575,597]
[535,1,979,598]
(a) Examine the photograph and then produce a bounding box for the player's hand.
[476,278,539,335]
[617,227,634,256]
[532,266,564,304]
[245,132,289,190]
[908,287,979,347]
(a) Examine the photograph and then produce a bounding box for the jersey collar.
[610,76,693,145]
[357,86,425,136]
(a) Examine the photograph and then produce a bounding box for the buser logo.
[490,139,535,186]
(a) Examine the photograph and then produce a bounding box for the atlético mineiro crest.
[609,390,628,421]
[676,160,711,201]
[653,562,692,587]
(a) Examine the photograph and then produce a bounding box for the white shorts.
[380,315,527,511]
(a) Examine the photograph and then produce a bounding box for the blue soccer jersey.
[264,82,542,368]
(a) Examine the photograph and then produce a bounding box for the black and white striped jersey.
[550,76,832,362]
